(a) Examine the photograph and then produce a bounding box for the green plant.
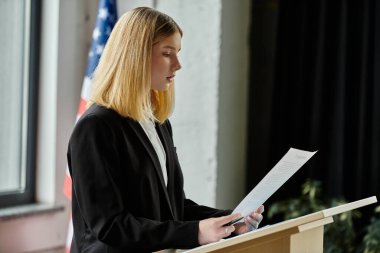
[267,179,361,253]
[362,205,380,253]
[323,198,359,253]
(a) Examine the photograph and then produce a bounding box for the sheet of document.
[233,148,317,217]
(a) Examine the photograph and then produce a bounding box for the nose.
[173,56,182,71]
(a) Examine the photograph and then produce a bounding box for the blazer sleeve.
[183,199,232,220]
[69,115,200,251]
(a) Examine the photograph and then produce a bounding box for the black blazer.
[67,104,230,253]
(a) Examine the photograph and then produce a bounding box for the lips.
[166,75,175,82]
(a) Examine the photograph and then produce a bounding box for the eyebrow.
[163,45,181,52]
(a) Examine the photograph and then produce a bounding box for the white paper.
[233,148,317,217]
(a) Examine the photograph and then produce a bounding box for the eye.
[163,52,171,57]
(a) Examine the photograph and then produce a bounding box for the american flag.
[63,0,117,252]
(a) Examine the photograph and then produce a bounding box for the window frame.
[0,0,41,208]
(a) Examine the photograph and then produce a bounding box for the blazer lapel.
[129,120,174,218]
[155,123,179,220]
[155,123,172,182]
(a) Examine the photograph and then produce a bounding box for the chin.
[152,80,172,91]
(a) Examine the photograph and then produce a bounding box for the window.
[0,0,40,207]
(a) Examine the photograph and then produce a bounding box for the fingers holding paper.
[233,205,264,235]
[246,205,264,230]
[198,213,240,245]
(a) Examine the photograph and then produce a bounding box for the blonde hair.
[89,7,182,123]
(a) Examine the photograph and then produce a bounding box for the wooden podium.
[162,196,377,253]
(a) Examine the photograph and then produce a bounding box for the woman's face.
[151,32,182,91]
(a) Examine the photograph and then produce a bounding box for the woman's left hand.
[233,205,264,235]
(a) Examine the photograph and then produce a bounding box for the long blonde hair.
[89,7,182,123]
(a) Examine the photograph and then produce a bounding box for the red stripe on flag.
[63,169,72,201]
[78,97,88,117]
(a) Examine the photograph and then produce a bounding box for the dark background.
[246,0,379,231]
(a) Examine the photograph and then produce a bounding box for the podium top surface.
[322,196,377,216]
[182,196,377,253]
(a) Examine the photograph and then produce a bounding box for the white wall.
[153,0,251,209]
[216,0,251,209]
[155,0,223,206]
[0,0,251,252]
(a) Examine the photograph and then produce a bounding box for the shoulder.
[71,104,135,140]
[79,104,120,124]
[77,104,136,128]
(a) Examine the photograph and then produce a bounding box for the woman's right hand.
[198,213,241,245]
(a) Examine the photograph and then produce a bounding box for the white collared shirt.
[139,120,168,186]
